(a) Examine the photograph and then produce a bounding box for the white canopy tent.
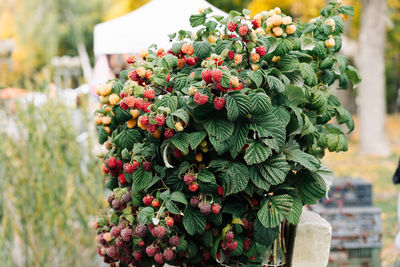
[93,0,227,56]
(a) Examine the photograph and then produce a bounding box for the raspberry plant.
[94,2,359,266]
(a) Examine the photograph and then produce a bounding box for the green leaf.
[171,132,190,152]
[297,170,327,204]
[193,41,212,60]
[275,38,293,56]
[183,206,206,235]
[345,65,361,85]
[244,141,272,165]
[138,207,154,225]
[284,141,320,171]
[113,105,132,123]
[113,129,142,150]
[172,42,184,54]
[198,169,216,183]
[225,91,252,121]
[249,92,272,115]
[335,105,354,133]
[171,109,189,125]
[299,63,317,86]
[257,194,293,228]
[171,191,188,206]
[267,75,285,92]
[133,166,153,191]
[159,190,171,201]
[204,118,234,142]
[287,196,303,225]
[162,54,178,69]
[190,13,206,27]
[285,85,306,106]
[214,162,249,196]
[258,154,290,185]
[209,136,230,155]
[166,200,180,214]
[254,219,279,246]
[300,36,315,50]
[249,166,270,191]
[338,5,354,16]
[188,131,207,150]
[311,90,328,113]
[277,56,299,72]
[247,70,264,87]
[250,111,286,149]
[227,120,249,158]
[156,95,178,112]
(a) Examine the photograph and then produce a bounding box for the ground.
[323,115,400,267]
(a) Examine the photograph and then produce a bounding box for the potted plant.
[93,2,359,266]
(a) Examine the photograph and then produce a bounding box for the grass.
[323,115,400,267]
[0,96,105,267]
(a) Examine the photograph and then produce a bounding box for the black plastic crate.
[319,177,372,208]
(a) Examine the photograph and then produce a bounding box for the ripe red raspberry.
[142,161,152,171]
[155,115,166,126]
[256,46,267,57]
[132,160,140,170]
[115,159,123,170]
[189,182,199,192]
[238,25,249,36]
[139,115,149,126]
[120,101,129,110]
[143,88,155,99]
[124,96,136,108]
[194,92,208,105]
[190,196,200,207]
[142,101,151,113]
[211,69,223,83]
[154,253,164,264]
[225,231,234,242]
[173,148,183,158]
[242,218,249,229]
[243,238,252,251]
[97,247,103,256]
[151,198,160,207]
[121,228,133,242]
[164,128,175,139]
[201,69,212,84]
[227,50,234,60]
[122,192,131,203]
[134,97,143,110]
[217,185,224,196]
[129,70,139,81]
[145,245,158,257]
[118,173,126,184]
[252,19,261,28]
[166,74,171,82]
[212,204,221,214]
[169,235,180,247]
[101,163,109,174]
[147,124,157,133]
[133,251,142,261]
[213,97,226,110]
[166,86,173,93]
[165,216,174,227]
[126,56,135,64]
[251,198,258,206]
[115,236,124,247]
[232,83,243,91]
[105,157,117,169]
[226,241,238,251]
[199,202,211,215]
[111,226,121,237]
[107,246,118,258]
[185,57,196,66]
[227,21,237,32]
[205,222,211,230]
[123,163,134,174]
[183,173,195,185]
[138,240,145,247]
[135,224,147,237]
[163,248,175,261]
[143,195,154,206]
[153,225,166,238]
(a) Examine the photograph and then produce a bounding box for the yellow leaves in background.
[104,0,150,21]
[0,9,14,39]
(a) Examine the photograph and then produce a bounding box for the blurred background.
[0,0,399,266]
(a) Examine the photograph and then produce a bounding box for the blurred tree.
[104,0,150,21]
[358,0,391,156]
[207,0,249,12]
[386,0,400,113]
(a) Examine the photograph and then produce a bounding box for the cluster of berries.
[189,195,221,216]
[137,111,167,138]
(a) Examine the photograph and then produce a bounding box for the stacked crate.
[311,178,382,267]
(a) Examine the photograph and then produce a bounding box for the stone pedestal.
[292,208,332,267]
